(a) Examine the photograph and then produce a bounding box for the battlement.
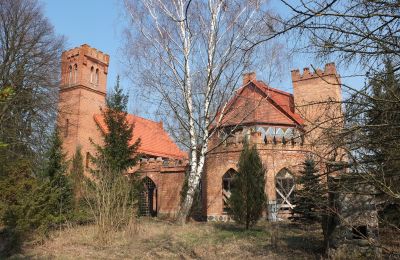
[62,44,110,65]
[210,129,305,153]
[291,63,338,82]
[139,157,189,172]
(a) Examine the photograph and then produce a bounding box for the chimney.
[243,72,256,85]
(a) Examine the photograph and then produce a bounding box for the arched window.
[68,65,72,86]
[275,168,295,211]
[73,64,78,84]
[139,177,157,217]
[90,67,94,83]
[222,169,237,213]
[95,68,99,85]
[64,119,69,137]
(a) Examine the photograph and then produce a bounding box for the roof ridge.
[127,113,162,126]
[256,81,292,96]
[251,81,304,126]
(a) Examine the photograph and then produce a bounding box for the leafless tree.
[123,0,282,223]
[0,0,64,171]
[272,0,400,255]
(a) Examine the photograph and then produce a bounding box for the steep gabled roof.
[94,114,187,160]
[215,79,304,128]
[254,80,304,125]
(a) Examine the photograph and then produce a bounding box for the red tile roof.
[215,79,304,127]
[94,114,187,160]
[254,80,304,125]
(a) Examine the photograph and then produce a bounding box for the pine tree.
[364,61,400,225]
[87,77,141,234]
[91,75,140,174]
[41,129,74,224]
[366,61,400,195]
[1,129,74,244]
[291,157,325,223]
[70,146,85,199]
[228,139,266,229]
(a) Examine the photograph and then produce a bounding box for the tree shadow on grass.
[213,222,266,233]
[269,222,324,258]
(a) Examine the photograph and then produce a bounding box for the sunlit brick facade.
[58,44,343,220]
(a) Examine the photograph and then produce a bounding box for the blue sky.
[42,0,363,115]
[42,0,127,96]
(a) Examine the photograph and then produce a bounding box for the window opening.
[275,168,295,211]
[74,64,78,84]
[95,68,99,85]
[68,65,72,86]
[90,67,94,83]
[222,169,236,213]
[139,177,157,217]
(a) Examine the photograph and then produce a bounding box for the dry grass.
[18,219,323,259]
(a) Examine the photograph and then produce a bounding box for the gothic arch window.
[68,65,72,86]
[90,66,94,83]
[95,68,99,85]
[139,177,157,217]
[275,168,295,211]
[73,64,78,84]
[222,168,237,213]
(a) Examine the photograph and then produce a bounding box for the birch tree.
[123,0,276,223]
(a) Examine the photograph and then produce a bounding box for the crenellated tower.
[291,63,342,143]
[58,44,109,164]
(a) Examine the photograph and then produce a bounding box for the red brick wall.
[58,44,109,175]
[203,132,309,220]
[138,161,186,216]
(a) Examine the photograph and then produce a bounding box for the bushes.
[84,162,139,241]
[0,130,74,256]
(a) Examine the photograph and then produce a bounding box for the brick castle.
[58,44,343,220]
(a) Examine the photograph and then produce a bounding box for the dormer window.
[90,67,94,83]
[73,64,78,84]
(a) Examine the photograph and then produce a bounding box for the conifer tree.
[70,146,85,200]
[88,77,141,234]
[91,76,140,174]
[41,129,74,224]
[291,157,325,223]
[366,61,400,195]
[228,139,266,229]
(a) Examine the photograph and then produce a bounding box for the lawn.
[16,219,324,259]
